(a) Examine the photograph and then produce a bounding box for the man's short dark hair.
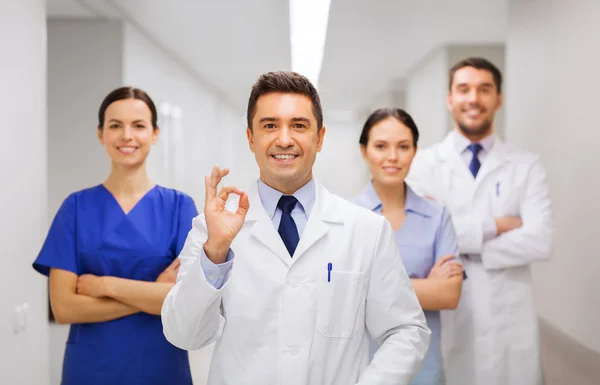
[247,71,323,131]
[449,57,503,93]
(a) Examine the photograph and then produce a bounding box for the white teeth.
[119,147,136,154]
[273,154,296,159]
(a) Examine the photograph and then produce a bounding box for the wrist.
[103,276,117,298]
[204,240,230,264]
[494,218,504,235]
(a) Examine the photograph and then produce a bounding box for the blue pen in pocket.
[496,182,500,196]
[327,263,332,282]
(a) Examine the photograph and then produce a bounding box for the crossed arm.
[411,254,464,311]
[49,259,179,325]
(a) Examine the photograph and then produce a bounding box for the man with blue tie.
[407,57,553,385]
[162,71,430,385]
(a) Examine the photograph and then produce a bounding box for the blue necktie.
[468,143,483,178]
[277,195,300,257]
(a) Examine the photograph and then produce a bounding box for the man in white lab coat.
[162,71,430,385]
[407,57,553,385]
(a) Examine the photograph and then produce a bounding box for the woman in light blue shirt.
[353,108,465,385]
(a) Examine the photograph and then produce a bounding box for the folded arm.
[49,268,138,324]
[482,158,553,270]
[102,278,174,316]
[411,275,462,310]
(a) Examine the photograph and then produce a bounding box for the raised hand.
[203,165,250,264]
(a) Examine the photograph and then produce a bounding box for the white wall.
[122,24,252,208]
[0,1,50,384]
[46,19,124,385]
[506,0,600,353]
[405,48,450,147]
[313,117,370,199]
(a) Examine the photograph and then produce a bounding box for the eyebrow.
[290,117,311,124]
[456,82,495,88]
[373,138,412,143]
[258,116,311,124]
[259,117,279,124]
[107,119,147,124]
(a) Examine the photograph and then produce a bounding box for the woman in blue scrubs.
[33,87,198,385]
[353,108,465,385]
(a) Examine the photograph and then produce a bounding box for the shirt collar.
[358,180,433,217]
[452,129,496,155]
[257,178,316,219]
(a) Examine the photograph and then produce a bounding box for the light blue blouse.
[353,181,461,385]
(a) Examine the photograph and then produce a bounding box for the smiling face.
[247,92,326,194]
[361,117,417,187]
[448,66,503,141]
[97,98,158,169]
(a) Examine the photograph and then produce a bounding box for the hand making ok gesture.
[203,165,250,264]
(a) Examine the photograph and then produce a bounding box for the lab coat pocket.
[490,179,522,217]
[316,271,365,338]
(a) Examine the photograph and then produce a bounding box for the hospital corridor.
[1,0,599,384]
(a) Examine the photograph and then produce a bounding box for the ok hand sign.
[203,165,250,264]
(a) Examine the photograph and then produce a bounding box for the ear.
[446,91,453,111]
[316,125,326,152]
[152,126,160,145]
[360,144,368,160]
[496,92,503,111]
[97,127,104,145]
[246,127,255,153]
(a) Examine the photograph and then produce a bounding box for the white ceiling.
[46,0,97,18]
[318,0,507,113]
[46,0,292,111]
[45,0,506,114]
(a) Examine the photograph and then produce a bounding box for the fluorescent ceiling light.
[289,0,332,88]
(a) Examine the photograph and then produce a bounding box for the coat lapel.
[238,180,345,267]
[243,181,292,267]
[436,132,474,183]
[292,181,344,262]
[474,138,510,189]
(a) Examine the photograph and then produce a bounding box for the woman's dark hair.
[359,108,420,147]
[97,86,158,130]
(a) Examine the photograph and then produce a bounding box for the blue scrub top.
[33,185,198,385]
[353,181,460,385]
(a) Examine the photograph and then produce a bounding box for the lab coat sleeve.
[359,219,431,385]
[407,149,493,255]
[481,157,553,270]
[161,213,227,351]
[447,213,486,255]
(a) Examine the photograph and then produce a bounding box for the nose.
[276,126,294,148]
[387,148,399,161]
[467,88,480,104]
[121,125,133,140]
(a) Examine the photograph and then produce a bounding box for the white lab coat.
[162,180,430,385]
[406,132,553,385]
